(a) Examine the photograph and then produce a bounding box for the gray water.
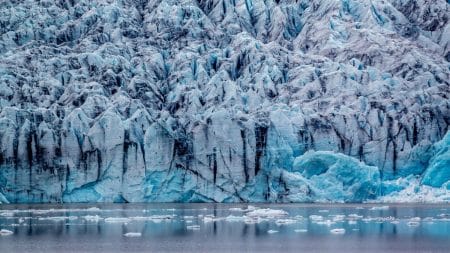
[0,203,449,253]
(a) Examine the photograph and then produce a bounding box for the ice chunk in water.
[0,229,13,236]
[407,221,420,226]
[246,208,288,218]
[370,206,389,210]
[225,215,245,222]
[275,219,297,225]
[309,215,324,221]
[124,232,142,237]
[104,217,130,223]
[186,225,200,230]
[330,228,346,234]
[84,215,102,222]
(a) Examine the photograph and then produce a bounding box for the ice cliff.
[0,0,449,203]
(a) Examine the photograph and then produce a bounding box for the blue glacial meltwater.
[0,204,449,253]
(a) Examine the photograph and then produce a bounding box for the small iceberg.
[348,214,363,219]
[275,219,297,225]
[38,216,67,221]
[225,215,245,222]
[0,229,13,236]
[330,228,346,234]
[407,221,420,227]
[267,230,279,234]
[84,215,102,222]
[104,217,131,223]
[370,206,389,211]
[186,225,201,230]
[309,215,324,221]
[124,232,142,237]
[316,220,336,226]
[246,208,288,218]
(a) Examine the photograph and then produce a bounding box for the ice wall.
[0,0,449,203]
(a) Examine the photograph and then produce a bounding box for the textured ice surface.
[422,132,450,188]
[0,0,449,203]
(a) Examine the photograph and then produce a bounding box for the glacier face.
[0,0,449,203]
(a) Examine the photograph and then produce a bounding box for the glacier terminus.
[0,0,449,203]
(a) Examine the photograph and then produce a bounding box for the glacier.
[0,0,449,203]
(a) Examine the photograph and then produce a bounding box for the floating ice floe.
[294,229,308,233]
[318,210,329,213]
[0,211,14,217]
[267,230,278,234]
[331,215,346,222]
[84,215,102,222]
[410,217,421,222]
[104,217,131,223]
[38,216,69,221]
[315,220,336,226]
[407,221,420,227]
[27,208,104,215]
[309,215,324,221]
[330,228,346,234]
[348,214,363,219]
[124,232,142,237]
[275,219,297,225]
[225,215,245,222]
[203,216,213,223]
[370,206,389,211]
[0,229,13,236]
[130,215,174,222]
[246,208,288,218]
[243,217,268,224]
[202,214,221,223]
[186,225,200,230]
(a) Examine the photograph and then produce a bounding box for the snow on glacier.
[0,0,449,203]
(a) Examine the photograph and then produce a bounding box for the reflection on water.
[0,203,449,253]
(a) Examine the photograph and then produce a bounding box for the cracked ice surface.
[0,0,449,203]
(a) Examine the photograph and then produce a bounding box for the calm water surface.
[0,203,449,253]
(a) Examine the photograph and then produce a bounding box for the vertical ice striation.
[0,0,449,203]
